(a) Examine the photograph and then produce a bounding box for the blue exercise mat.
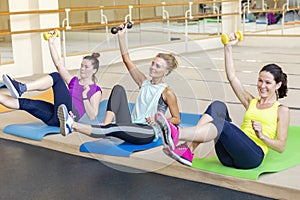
[79,111,201,157]
[2,99,135,141]
[0,82,6,88]
[179,112,202,128]
[3,122,60,141]
[80,137,162,157]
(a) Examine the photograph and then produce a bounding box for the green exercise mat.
[199,18,221,23]
[192,125,300,180]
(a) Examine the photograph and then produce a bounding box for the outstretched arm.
[48,33,72,84]
[117,24,146,88]
[224,35,253,109]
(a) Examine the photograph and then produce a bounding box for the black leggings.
[90,85,155,144]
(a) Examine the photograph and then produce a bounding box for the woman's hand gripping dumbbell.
[111,22,133,34]
[221,31,243,45]
[43,29,60,40]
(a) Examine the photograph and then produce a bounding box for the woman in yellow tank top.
[155,33,290,168]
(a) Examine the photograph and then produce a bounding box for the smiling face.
[149,56,169,79]
[79,59,97,80]
[257,70,281,99]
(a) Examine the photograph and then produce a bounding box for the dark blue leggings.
[18,72,72,126]
[205,100,264,169]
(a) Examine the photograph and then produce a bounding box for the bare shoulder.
[162,87,177,102]
[278,104,290,117]
[163,86,176,97]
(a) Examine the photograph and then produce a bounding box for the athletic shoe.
[163,143,193,167]
[155,112,179,150]
[57,104,74,136]
[2,74,27,98]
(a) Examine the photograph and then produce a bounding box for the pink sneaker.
[155,112,179,150]
[163,143,193,167]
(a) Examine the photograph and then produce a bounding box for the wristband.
[83,97,88,100]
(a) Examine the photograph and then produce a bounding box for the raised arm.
[48,34,72,84]
[224,38,253,109]
[117,24,146,88]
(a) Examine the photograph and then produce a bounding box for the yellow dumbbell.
[221,31,243,45]
[43,29,60,40]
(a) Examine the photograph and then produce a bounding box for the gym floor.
[0,138,272,200]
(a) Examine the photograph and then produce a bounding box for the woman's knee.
[211,100,226,108]
[49,72,63,83]
[205,100,227,115]
[112,84,126,94]
[204,100,231,122]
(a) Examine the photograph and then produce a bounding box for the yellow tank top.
[240,98,279,155]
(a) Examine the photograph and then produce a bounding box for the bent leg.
[178,100,231,143]
[204,100,231,138]
[18,98,57,126]
[104,85,131,124]
[25,75,54,92]
[215,122,264,169]
[50,72,72,118]
[0,94,20,109]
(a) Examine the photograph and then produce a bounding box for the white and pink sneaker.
[163,143,194,167]
[155,112,179,150]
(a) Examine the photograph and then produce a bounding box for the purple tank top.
[68,77,102,119]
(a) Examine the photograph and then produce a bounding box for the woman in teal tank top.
[155,32,290,168]
[57,23,181,145]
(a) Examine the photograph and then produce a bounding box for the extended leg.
[72,121,155,144]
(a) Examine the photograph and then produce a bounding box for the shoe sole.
[155,112,175,150]
[57,104,68,136]
[2,74,20,98]
[163,147,192,167]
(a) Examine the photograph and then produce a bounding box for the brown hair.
[260,63,288,99]
[83,52,100,83]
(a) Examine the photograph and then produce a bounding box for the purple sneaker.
[163,143,193,167]
[155,112,179,150]
[2,74,27,98]
[57,104,74,136]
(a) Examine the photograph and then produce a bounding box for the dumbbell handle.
[221,31,243,45]
[111,22,133,34]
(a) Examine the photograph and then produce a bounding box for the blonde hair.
[156,53,178,76]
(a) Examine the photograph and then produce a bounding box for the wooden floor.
[1,33,300,199]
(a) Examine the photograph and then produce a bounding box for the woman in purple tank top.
[1,30,102,127]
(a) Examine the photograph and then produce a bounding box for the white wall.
[0,0,60,78]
